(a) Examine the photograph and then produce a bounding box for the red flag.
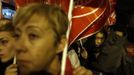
[14,0,48,8]
[69,0,111,46]
[14,0,70,13]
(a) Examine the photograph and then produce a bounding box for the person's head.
[95,28,107,47]
[95,32,105,47]
[0,18,15,63]
[13,3,68,74]
[126,43,134,57]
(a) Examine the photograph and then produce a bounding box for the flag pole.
[61,0,73,75]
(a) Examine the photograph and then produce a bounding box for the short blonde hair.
[13,3,69,41]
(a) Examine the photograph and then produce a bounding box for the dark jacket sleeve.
[92,31,126,73]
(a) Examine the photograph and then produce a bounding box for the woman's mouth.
[0,50,7,57]
[17,59,31,65]
[0,54,4,57]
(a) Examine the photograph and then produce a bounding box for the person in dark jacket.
[113,13,134,75]
[95,14,134,75]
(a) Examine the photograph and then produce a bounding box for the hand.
[73,66,93,75]
[5,64,18,75]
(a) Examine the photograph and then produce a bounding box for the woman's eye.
[29,33,39,40]
[0,40,9,46]
[14,34,20,40]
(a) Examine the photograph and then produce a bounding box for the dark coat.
[92,30,134,75]
[91,30,126,73]
[0,58,13,75]
[113,56,134,75]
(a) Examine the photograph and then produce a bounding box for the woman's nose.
[15,36,28,53]
[0,46,4,52]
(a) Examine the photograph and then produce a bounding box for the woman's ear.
[56,35,67,54]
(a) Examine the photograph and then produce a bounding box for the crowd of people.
[0,0,134,75]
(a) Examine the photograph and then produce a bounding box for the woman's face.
[15,14,59,74]
[95,32,104,47]
[0,32,15,62]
